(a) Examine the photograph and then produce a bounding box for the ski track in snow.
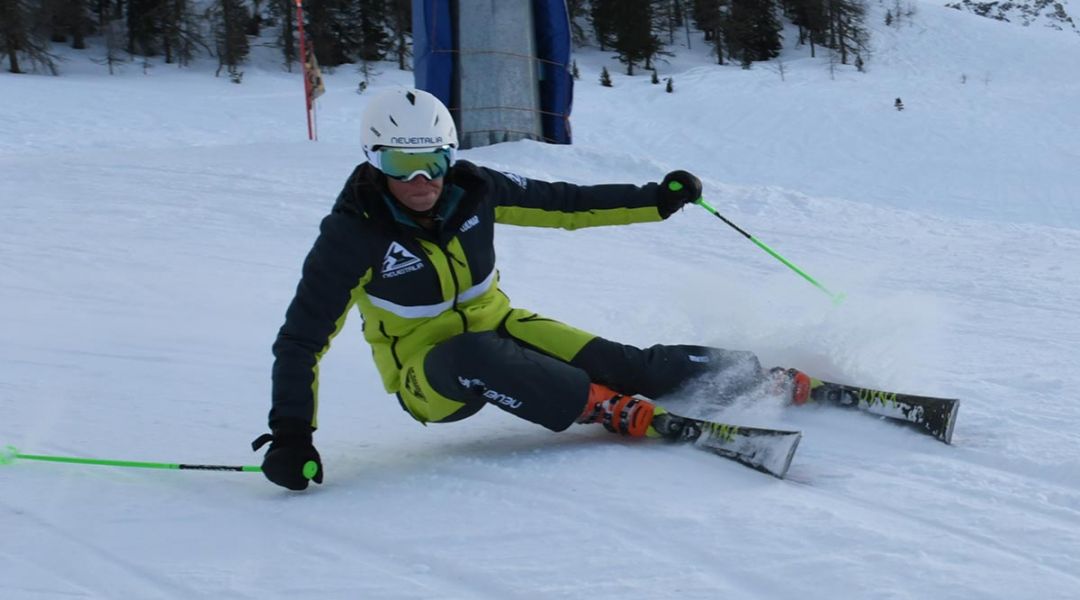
[3,2,1080,598]
[0,495,209,599]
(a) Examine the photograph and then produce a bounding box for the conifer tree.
[48,0,91,49]
[2,0,60,74]
[826,0,867,66]
[127,0,164,55]
[565,0,589,46]
[783,0,827,57]
[651,0,677,44]
[387,0,411,70]
[247,0,263,36]
[214,0,250,81]
[611,0,659,75]
[600,65,612,86]
[305,0,364,67]
[726,0,781,65]
[1,0,31,73]
[356,0,389,62]
[98,16,124,74]
[270,0,297,69]
[589,0,618,51]
[691,0,726,64]
[161,0,206,66]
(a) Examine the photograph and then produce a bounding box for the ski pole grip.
[669,181,703,203]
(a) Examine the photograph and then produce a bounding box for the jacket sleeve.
[269,213,373,430]
[479,165,665,230]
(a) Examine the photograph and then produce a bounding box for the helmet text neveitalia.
[389,136,444,145]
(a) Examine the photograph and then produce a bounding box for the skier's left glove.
[252,419,323,491]
[657,170,702,218]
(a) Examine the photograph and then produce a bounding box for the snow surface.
[3,3,1080,598]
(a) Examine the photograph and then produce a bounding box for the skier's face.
[387,175,444,213]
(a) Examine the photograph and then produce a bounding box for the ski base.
[809,380,960,444]
[650,411,801,479]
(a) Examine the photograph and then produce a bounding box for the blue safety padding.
[412,0,454,111]
[533,0,573,144]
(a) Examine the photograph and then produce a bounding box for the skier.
[253,88,809,490]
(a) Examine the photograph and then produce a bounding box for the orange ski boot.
[577,383,657,437]
[770,367,813,406]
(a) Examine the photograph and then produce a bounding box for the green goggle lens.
[376,146,454,181]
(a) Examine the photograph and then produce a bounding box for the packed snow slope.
[2,3,1079,599]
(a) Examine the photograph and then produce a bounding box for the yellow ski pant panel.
[397,345,472,424]
[394,309,597,427]
[499,308,597,362]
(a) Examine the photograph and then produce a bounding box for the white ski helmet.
[361,88,458,154]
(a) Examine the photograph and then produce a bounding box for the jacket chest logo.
[460,215,480,233]
[382,241,425,278]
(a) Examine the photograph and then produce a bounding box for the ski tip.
[771,431,802,479]
[941,399,960,445]
[741,431,801,479]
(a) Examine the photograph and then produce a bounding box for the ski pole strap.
[1,445,262,472]
[692,197,845,306]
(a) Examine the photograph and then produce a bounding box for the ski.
[650,409,802,479]
[807,379,960,444]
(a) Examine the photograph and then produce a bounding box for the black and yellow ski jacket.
[269,160,667,429]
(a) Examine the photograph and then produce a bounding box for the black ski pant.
[395,309,762,431]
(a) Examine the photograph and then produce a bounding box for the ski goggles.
[368,146,456,181]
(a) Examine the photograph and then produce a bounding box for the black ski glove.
[252,419,323,491]
[657,170,703,219]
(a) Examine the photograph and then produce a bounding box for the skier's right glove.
[252,419,323,491]
[657,170,703,219]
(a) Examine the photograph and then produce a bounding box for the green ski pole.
[1,444,265,473]
[669,181,845,305]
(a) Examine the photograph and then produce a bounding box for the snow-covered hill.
[2,2,1079,598]
[944,0,1078,33]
